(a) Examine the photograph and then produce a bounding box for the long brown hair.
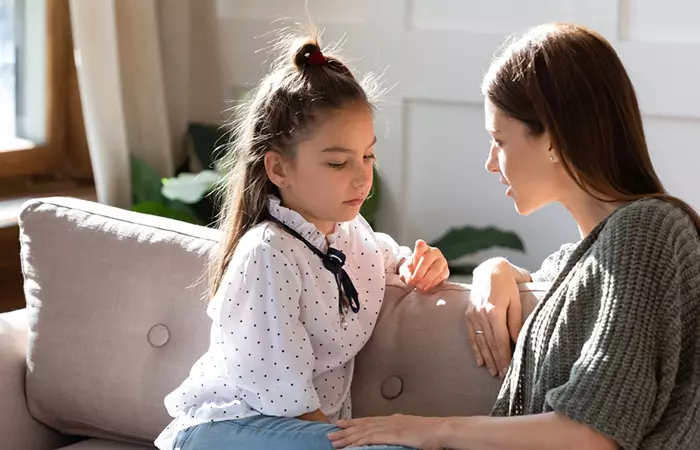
[207,31,381,298]
[481,22,700,229]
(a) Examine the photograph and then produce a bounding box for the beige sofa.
[0,197,549,449]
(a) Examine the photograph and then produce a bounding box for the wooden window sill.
[0,138,36,153]
[0,185,96,229]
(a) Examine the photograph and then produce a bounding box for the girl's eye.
[491,139,504,148]
[328,153,375,169]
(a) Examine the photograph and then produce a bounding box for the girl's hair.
[482,22,700,230]
[207,31,380,298]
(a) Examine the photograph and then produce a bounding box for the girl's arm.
[374,231,412,275]
[375,232,449,291]
[297,409,330,423]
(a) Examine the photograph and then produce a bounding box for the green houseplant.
[130,123,525,275]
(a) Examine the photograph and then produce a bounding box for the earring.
[548,153,555,162]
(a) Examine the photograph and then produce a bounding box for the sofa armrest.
[0,309,73,450]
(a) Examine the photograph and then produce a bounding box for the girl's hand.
[297,409,330,423]
[399,240,450,291]
[328,414,445,449]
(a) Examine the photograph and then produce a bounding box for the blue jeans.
[174,415,414,450]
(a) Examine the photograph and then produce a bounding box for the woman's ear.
[547,143,560,164]
[264,150,288,188]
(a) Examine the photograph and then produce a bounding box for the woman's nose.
[485,145,499,173]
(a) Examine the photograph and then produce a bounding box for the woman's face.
[483,98,564,215]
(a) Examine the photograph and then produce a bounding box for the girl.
[154,33,449,450]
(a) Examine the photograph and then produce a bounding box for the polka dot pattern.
[155,196,411,450]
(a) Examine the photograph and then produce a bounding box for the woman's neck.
[562,189,627,238]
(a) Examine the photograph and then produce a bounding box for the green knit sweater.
[491,199,700,449]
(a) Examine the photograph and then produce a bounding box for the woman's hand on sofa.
[467,258,531,378]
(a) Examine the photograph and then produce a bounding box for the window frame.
[0,0,91,182]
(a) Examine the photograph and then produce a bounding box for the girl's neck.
[310,219,335,236]
[279,196,335,235]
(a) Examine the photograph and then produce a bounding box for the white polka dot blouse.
[154,196,411,450]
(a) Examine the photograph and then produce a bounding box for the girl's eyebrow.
[322,136,377,153]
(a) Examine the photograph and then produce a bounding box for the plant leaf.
[448,264,478,276]
[161,170,222,204]
[187,122,228,171]
[131,201,203,225]
[430,225,525,262]
[130,155,165,205]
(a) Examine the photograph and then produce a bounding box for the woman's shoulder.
[602,198,698,245]
[588,198,700,286]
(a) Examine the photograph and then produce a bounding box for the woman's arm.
[329,412,618,450]
[438,413,617,450]
[466,258,529,377]
[467,244,578,377]
[474,257,532,284]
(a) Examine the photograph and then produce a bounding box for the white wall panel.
[208,0,700,269]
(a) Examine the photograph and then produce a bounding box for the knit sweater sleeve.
[530,242,577,282]
[545,201,693,450]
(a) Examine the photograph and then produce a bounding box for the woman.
[327,22,700,450]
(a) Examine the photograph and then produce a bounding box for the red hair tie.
[308,50,326,66]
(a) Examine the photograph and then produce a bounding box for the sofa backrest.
[352,280,546,419]
[18,197,549,445]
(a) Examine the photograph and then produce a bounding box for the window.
[0,0,92,192]
[0,0,46,151]
[0,0,18,146]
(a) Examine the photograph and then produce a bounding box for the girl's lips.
[344,198,365,206]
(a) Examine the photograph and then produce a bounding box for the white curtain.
[69,0,224,208]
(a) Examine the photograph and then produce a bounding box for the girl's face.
[483,98,563,215]
[266,101,376,234]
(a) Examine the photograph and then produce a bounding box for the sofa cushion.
[352,279,548,418]
[58,439,153,450]
[20,198,219,445]
[19,197,550,445]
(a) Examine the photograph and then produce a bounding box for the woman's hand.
[399,240,450,291]
[466,258,527,378]
[328,414,445,450]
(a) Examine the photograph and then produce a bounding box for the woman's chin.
[511,194,534,216]
[512,195,547,216]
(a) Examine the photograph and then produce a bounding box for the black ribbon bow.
[265,213,360,319]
